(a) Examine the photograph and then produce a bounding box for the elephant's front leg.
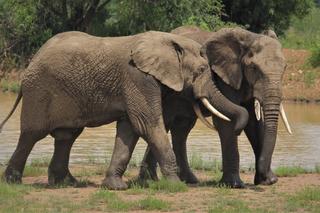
[214,118,244,188]
[171,117,197,183]
[142,125,179,182]
[243,101,278,185]
[103,119,139,190]
[139,117,197,184]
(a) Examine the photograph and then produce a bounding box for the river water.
[0,93,319,170]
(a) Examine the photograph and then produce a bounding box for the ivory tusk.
[193,103,216,131]
[200,98,231,121]
[280,103,293,134]
[254,99,261,121]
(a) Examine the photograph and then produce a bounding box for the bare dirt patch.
[19,166,320,212]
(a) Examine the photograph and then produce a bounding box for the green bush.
[281,7,320,49]
[309,45,320,67]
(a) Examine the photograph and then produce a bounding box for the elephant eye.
[199,64,208,73]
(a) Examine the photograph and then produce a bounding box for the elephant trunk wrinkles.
[193,73,248,133]
[257,88,281,176]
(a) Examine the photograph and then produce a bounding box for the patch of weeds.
[23,165,47,177]
[274,166,307,177]
[303,70,318,87]
[148,179,188,193]
[208,198,252,213]
[29,158,51,167]
[138,196,170,211]
[0,181,34,212]
[315,164,320,173]
[309,44,320,67]
[286,186,320,213]
[91,190,131,211]
[127,181,145,195]
[189,153,221,172]
[0,79,20,93]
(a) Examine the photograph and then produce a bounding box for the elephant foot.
[48,169,78,186]
[254,170,278,185]
[219,173,245,188]
[179,170,199,184]
[138,166,159,182]
[102,176,128,190]
[3,166,22,184]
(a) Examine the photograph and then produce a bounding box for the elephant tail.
[0,89,22,133]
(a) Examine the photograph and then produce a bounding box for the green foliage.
[148,179,188,193]
[286,187,320,212]
[222,0,314,35]
[309,45,320,67]
[104,0,224,36]
[281,7,320,49]
[0,79,20,93]
[274,166,308,177]
[304,70,319,87]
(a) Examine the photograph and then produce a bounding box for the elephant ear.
[203,27,255,90]
[130,31,184,92]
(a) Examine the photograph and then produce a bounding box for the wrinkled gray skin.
[0,31,248,190]
[140,26,286,187]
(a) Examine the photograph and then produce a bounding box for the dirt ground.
[17,166,320,213]
[282,48,320,102]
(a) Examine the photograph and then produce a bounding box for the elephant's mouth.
[192,97,231,130]
[254,98,292,134]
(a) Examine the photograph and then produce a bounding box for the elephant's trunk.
[193,72,249,134]
[256,87,281,184]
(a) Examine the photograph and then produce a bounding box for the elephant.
[0,30,249,190]
[138,26,292,187]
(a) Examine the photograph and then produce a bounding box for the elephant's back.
[21,32,124,110]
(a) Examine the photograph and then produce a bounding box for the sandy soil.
[19,166,320,213]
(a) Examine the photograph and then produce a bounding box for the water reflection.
[0,93,319,169]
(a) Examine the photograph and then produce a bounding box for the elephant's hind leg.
[48,128,83,186]
[103,119,139,190]
[4,130,48,183]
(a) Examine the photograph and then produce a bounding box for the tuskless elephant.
[0,30,249,190]
[138,26,292,187]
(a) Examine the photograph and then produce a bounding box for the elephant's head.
[203,27,292,184]
[130,31,248,132]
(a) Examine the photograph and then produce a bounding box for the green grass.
[23,165,47,177]
[208,198,254,213]
[315,164,320,173]
[0,79,20,93]
[138,196,170,211]
[274,166,308,177]
[286,186,320,213]
[189,153,221,172]
[29,158,51,167]
[92,190,132,211]
[91,189,170,211]
[148,179,188,193]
